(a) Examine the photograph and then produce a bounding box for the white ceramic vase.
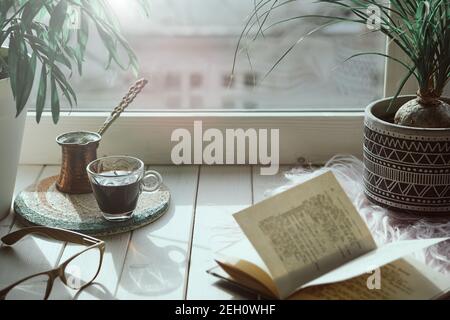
[0,78,27,221]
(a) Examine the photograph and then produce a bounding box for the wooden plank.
[186,166,254,300]
[0,165,43,231]
[115,166,199,300]
[51,164,134,300]
[0,165,44,286]
[0,166,70,299]
[54,232,131,300]
[10,165,61,232]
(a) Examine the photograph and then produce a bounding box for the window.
[23,1,407,165]
[56,0,386,112]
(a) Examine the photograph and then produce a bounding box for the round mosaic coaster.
[14,175,171,237]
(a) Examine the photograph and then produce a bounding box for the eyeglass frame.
[0,226,105,300]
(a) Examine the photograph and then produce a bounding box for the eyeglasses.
[0,226,105,300]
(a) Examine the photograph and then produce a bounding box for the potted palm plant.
[0,0,149,220]
[235,0,450,215]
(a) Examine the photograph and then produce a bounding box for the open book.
[209,171,450,300]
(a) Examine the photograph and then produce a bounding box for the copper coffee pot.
[55,79,148,194]
[56,131,101,194]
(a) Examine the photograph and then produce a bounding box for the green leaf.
[95,21,122,69]
[263,21,339,81]
[36,64,47,123]
[49,0,69,34]
[76,11,89,75]
[16,52,37,117]
[23,33,73,72]
[50,74,60,124]
[21,0,44,26]
[342,52,419,81]
[8,32,18,99]
[0,48,8,78]
[48,0,68,62]
[136,0,150,17]
[388,65,417,112]
[55,77,74,107]
[11,32,37,117]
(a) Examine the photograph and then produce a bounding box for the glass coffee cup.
[87,156,162,221]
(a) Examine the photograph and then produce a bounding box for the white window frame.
[20,35,412,165]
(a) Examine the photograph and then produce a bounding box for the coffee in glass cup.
[87,156,162,221]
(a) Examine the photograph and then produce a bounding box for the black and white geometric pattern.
[363,121,450,214]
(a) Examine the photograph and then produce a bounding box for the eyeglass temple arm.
[1,226,101,246]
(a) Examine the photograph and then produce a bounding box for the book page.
[214,236,447,299]
[291,257,450,300]
[234,171,377,299]
[305,237,448,287]
[215,237,278,297]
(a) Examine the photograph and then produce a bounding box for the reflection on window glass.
[445,84,450,97]
[56,0,387,111]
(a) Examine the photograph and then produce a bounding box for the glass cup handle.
[141,170,163,193]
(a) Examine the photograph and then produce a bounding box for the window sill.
[21,111,365,165]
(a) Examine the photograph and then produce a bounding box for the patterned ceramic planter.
[364,95,450,215]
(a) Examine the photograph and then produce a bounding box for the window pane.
[445,84,450,97]
[60,0,387,112]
